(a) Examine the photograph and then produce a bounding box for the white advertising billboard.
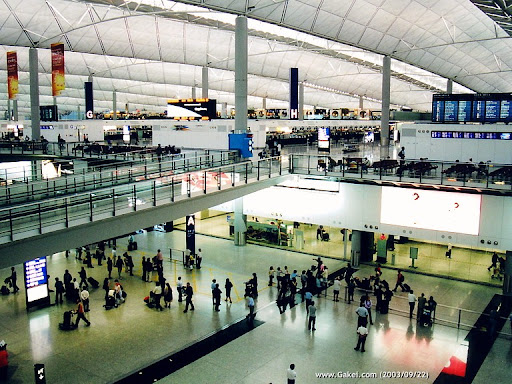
[380,187,481,235]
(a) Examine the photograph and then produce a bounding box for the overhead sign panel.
[380,187,481,235]
[167,98,216,120]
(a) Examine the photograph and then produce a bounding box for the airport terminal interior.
[2,1,512,383]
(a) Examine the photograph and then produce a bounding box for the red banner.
[51,43,65,96]
[7,51,18,100]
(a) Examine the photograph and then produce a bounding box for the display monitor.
[317,127,330,152]
[167,98,216,120]
[380,187,481,235]
[444,100,458,122]
[24,257,50,309]
[458,101,472,122]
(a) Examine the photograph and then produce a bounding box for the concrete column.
[53,96,57,107]
[233,197,247,246]
[13,99,18,121]
[29,47,41,140]
[299,83,304,120]
[201,66,209,99]
[447,79,453,94]
[380,55,391,159]
[221,102,227,118]
[112,90,117,121]
[7,99,11,120]
[359,96,364,110]
[235,15,248,133]
[192,87,197,99]
[77,105,81,120]
[504,251,512,296]
[262,97,267,110]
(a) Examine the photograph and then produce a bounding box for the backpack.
[398,274,404,283]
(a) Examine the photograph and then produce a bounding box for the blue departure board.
[444,101,457,122]
[432,100,444,122]
[485,100,499,121]
[24,257,50,306]
[500,100,512,122]
[458,101,471,122]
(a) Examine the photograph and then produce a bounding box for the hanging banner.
[51,43,65,96]
[7,51,18,100]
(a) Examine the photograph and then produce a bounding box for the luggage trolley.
[419,307,432,327]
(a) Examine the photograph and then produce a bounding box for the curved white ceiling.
[1,0,509,117]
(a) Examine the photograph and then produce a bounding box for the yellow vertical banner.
[51,43,65,96]
[7,51,18,100]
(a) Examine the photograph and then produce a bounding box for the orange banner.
[7,51,18,100]
[51,43,65,96]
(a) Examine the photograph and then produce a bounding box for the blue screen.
[444,101,457,121]
[485,100,499,121]
[458,101,471,122]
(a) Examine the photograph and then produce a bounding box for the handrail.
[0,156,288,245]
[290,153,512,193]
[0,151,238,206]
[344,286,511,336]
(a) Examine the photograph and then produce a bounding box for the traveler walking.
[408,289,417,319]
[183,282,194,312]
[224,278,233,303]
[74,299,91,327]
[115,256,124,279]
[308,301,317,331]
[177,277,183,302]
[354,325,368,352]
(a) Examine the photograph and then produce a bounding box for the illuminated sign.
[318,127,330,152]
[24,257,50,308]
[380,187,481,235]
[167,99,216,120]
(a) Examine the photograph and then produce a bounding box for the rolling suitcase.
[402,283,411,292]
[87,277,100,289]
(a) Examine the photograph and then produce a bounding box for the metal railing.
[290,154,512,192]
[0,156,288,245]
[0,151,238,206]
[343,286,511,336]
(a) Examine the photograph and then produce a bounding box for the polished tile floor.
[0,230,510,383]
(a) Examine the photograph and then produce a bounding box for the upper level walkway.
[290,153,512,195]
[0,150,237,207]
[0,156,290,268]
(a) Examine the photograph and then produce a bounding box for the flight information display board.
[432,93,512,123]
[167,98,217,120]
[431,131,512,140]
[24,257,50,309]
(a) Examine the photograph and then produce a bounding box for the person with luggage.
[123,252,134,276]
[63,270,73,298]
[417,293,427,322]
[487,252,499,271]
[183,282,194,313]
[427,296,437,321]
[392,270,406,292]
[9,267,19,294]
[74,299,91,327]
[78,267,88,290]
[55,277,64,304]
[224,278,233,303]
